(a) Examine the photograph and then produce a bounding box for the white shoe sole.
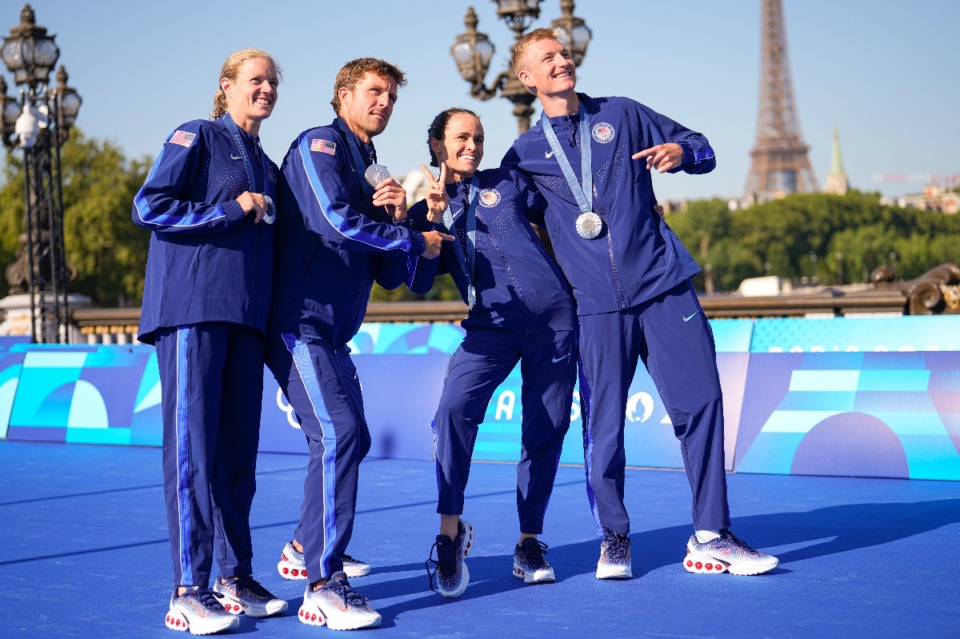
[299,598,381,630]
[164,608,239,635]
[596,562,633,579]
[213,589,288,618]
[513,561,556,584]
[279,555,370,580]
[684,549,778,576]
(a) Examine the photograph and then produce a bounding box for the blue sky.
[2,1,958,201]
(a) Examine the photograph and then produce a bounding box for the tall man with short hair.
[502,29,778,580]
[266,57,451,630]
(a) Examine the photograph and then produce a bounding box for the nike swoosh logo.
[552,353,569,363]
[545,151,555,159]
[230,154,243,160]
[683,311,700,323]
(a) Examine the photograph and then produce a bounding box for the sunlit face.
[516,38,576,97]
[222,57,278,125]
[338,72,398,142]
[433,113,484,183]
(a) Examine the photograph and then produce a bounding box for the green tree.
[370,270,462,302]
[0,128,151,306]
[667,190,960,292]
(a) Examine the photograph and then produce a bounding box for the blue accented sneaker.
[426,519,474,598]
[297,571,381,630]
[213,575,287,618]
[512,538,556,584]
[278,541,371,580]
[596,529,632,579]
[164,588,239,635]
[684,529,779,575]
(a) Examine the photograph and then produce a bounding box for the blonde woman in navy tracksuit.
[133,49,286,635]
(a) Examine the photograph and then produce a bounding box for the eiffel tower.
[744,0,818,200]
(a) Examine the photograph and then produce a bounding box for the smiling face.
[516,37,577,99]
[222,57,278,133]
[432,112,484,183]
[338,72,398,143]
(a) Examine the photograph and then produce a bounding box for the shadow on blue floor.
[2,442,958,638]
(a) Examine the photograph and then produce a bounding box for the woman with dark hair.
[411,108,578,599]
[133,48,286,634]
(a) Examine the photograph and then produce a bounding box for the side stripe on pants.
[284,333,339,578]
[175,326,193,585]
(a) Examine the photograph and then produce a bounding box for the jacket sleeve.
[373,253,410,291]
[640,103,717,175]
[514,170,548,226]
[132,122,247,235]
[285,132,426,255]
[404,200,453,294]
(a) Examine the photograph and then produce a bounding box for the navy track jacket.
[408,167,575,334]
[133,115,277,344]
[268,119,427,347]
[502,94,715,316]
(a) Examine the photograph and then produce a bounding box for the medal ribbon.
[224,112,269,194]
[224,112,275,222]
[442,176,480,309]
[336,119,376,196]
[540,103,593,215]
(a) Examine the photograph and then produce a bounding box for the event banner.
[3,319,959,481]
[734,351,960,480]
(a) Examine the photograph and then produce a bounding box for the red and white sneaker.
[298,571,380,630]
[683,529,779,576]
[278,541,372,580]
[277,541,309,580]
[164,588,239,635]
[213,575,287,618]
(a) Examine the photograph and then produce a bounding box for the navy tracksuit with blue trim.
[133,114,277,588]
[266,119,426,581]
[503,93,730,535]
[408,167,577,534]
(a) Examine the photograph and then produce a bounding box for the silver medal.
[576,211,602,239]
[363,163,391,188]
[467,284,476,310]
[262,194,276,225]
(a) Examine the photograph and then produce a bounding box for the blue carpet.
[1,441,958,638]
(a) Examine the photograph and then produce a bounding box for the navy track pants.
[265,333,370,581]
[155,322,264,588]
[578,281,730,535]
[433,327,577,534]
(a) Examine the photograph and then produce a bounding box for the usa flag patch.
[168,130,196,147]
[310,138,336,155]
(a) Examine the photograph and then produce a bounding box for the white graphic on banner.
[276,388,301,429]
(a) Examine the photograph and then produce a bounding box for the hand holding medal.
[367,164,409,221]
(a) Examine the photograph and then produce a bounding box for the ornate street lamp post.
[450,0,591,134]
[0,4,81,343]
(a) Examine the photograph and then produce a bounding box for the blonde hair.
[511,27,561,75]
[211,48,282,119]
[331,57,407,115]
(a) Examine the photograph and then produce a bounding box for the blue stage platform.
[1,441,958,638]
